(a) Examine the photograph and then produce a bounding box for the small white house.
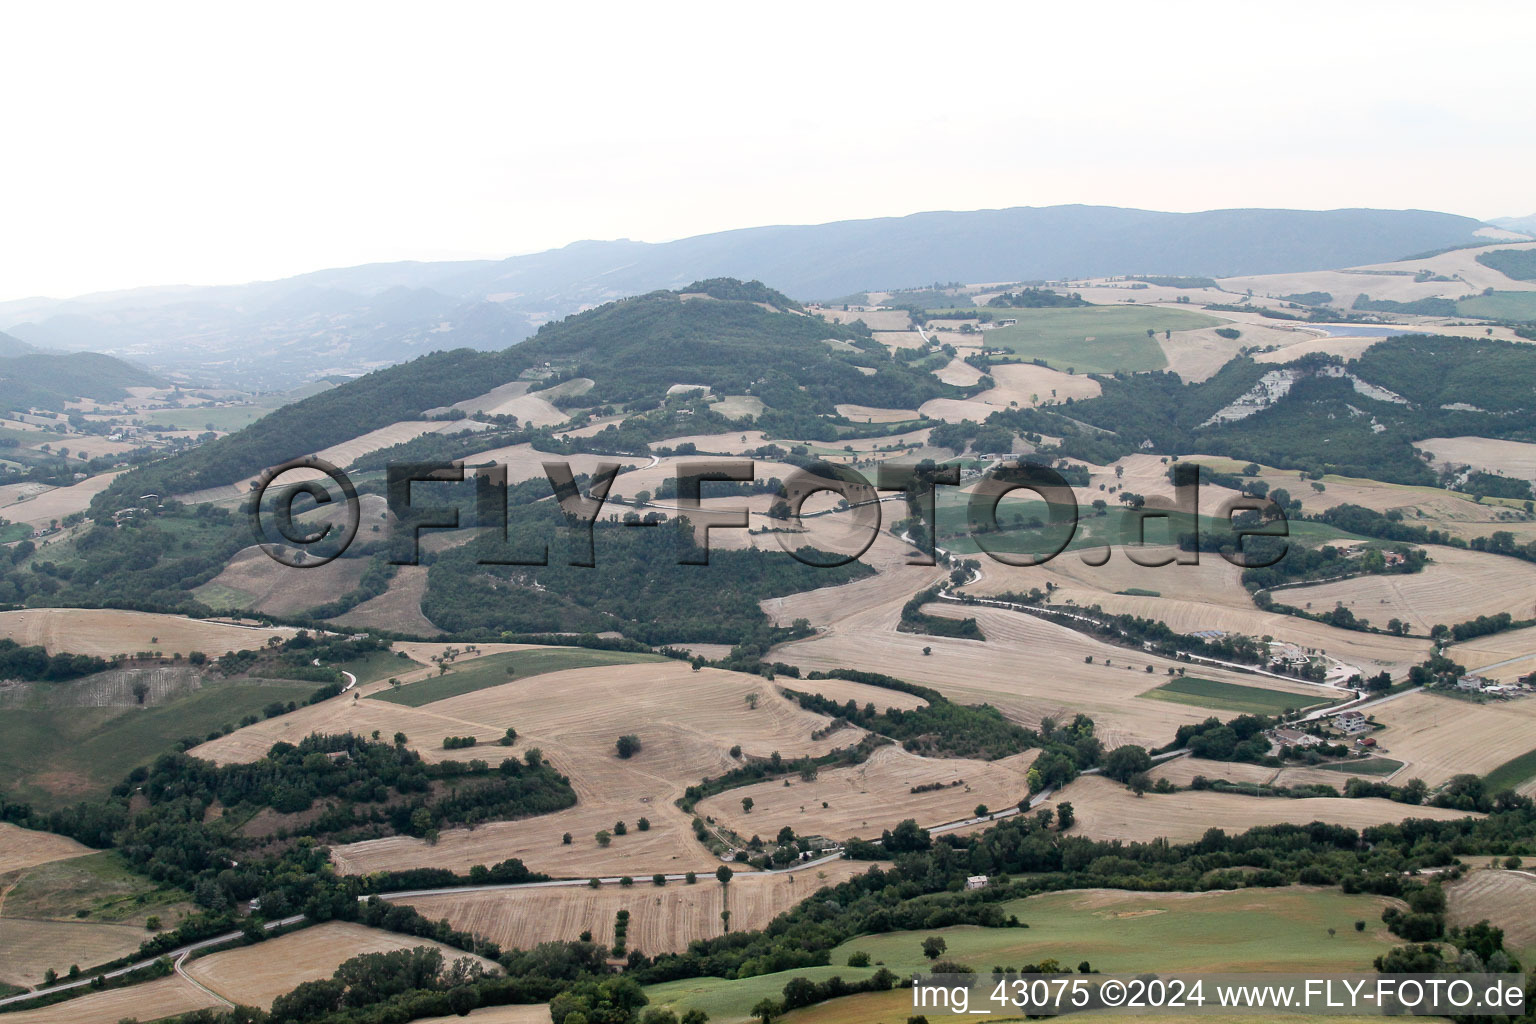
[965,875,989,891]
[1456,674,1485,692]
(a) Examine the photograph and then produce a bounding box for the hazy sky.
[2,1,1532,301]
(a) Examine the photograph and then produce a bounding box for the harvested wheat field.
[0,975,217,1024]
[0,823,90,875]
[0,472,125,528]
[1031,591,1431,677]
[329,564,440,635]
[833,404,918,423]
[1279,546,1536,635]
[402,862,871,956]
[329,661,854,878]
[697,746,1038,841]
[872,329,924,351]
[1446,868,1536,959]
[1448,624,1536,679]
[1364,691,1536,789]
[1039,775,1474,844]
[976,362,1101,406]
[1159,321,1302,382]
[1419,436,1536,482]
[779,677,928,713]
[964,541,1252,608]
[773,596,1326,750]
[183,921,498,1009]
[0,918,150,987]
[313,419,492,469]
[817,308,911,331]
[1251,334,1388,365]
[1148,756,1278,789]
[0,609,298,659]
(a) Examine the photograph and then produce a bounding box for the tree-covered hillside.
[92,281,956,508]
[0,350,161,413]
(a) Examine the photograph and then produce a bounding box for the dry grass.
[313,420,489,469]
[1038,775,1473,844]
[183,921,497,1009]
[1278,546,1536,635]
[0,824,90,875]
[1418,436,1536,481]
[329,564,440,636]
[194,544,370,617]
[0,975,217,1024]
[0,919,149,986]
[402,862,871,956]
[413,1007,550,1024]
[696,746,1038,841]
[0,609,299,659]
[320,661,855,877]
[1364,691,1536,789]
[1445,868,1536,959]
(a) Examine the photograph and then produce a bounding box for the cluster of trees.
[0,638,108,680]
[424,516,871,645]
[898,586,983,640]
[1240,539,1427,594]
[986,288,1088,308]
[785,688,1100,766]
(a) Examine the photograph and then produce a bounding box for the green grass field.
[1,851,190,925]
[371,647,668,707]
[648,888,1400,1023]
[0,679,320,807]
[1484,747,1536,794]
[1140,676,1334,715]
[1457,291,1536,323]
[941,306,1222,373]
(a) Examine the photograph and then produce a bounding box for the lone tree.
[615,734,642,759]
[1056,801,1075,830]
[1103,744,1153,783]
[741,796,754,813]
[751,996,780,1023]
[131,680,150,705]
[716,865,733,886]
[921,935,948,960]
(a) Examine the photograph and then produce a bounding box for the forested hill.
[0,350,160,413]
[89,280,954,505]
[1004,336,1536,484]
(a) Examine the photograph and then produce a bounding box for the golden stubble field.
[1364,691,1536,790]
[0,918,150,987]
[0,609,300,659]
[1036,775,1476,844]
[771,585,1333,751]
[312,660,859,878]
[0,975,217,1024]
[0,824,90,876]
[1445,868,1536,959]
[1277,546,1536,635]
[695,745,1038,841]
[401,861,871,957]
[182,920,498,1009]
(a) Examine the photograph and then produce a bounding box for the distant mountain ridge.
[1,205,1489,387]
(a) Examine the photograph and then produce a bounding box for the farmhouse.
[1457,674,1486,692]
[1335,710,1370,735]
[966,875,990,891]
[1273,728,1322,748]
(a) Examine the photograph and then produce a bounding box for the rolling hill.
[1,205,1490,387]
